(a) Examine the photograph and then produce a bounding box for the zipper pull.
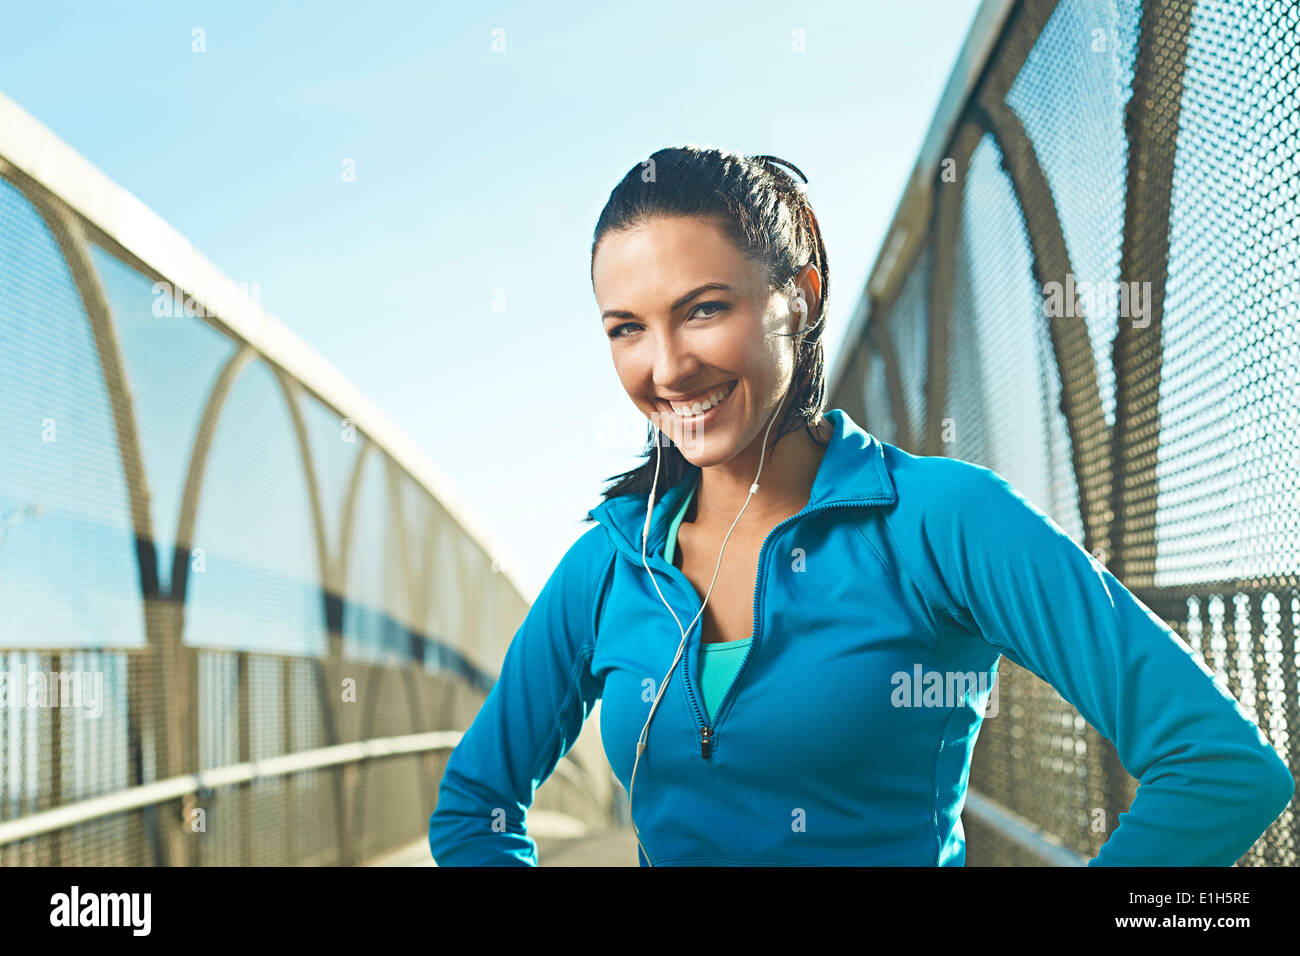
[700,726,712,759]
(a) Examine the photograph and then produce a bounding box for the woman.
[428,146,1293,866]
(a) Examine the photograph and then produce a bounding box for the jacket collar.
[587,407,898,563]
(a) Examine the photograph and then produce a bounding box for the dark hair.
[585,145,831,515]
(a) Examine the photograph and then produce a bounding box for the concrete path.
[366,811,638,866]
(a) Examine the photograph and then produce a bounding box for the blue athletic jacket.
[427,408,1294,866]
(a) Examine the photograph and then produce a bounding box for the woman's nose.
[651,332,699,389]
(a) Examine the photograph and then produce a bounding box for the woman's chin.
[646,404,749,464]
[674,428,739,466]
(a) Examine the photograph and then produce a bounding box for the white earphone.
[629,310,806,865]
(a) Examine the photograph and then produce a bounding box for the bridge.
[1,0,1296,867]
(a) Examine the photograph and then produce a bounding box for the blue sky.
[0,0,982,597]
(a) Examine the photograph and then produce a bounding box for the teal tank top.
[663,477,752,724]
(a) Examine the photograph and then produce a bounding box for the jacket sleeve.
[427,524,613,866]
[907,457,1295,866]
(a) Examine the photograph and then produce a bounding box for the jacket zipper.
[667,496,895,759]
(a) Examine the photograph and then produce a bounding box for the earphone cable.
[630,395,785,866]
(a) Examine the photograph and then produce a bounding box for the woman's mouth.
[656,380,738,428]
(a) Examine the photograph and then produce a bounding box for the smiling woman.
[588,147,832,507]
[428,145,1294,869]
[584,147,841,866]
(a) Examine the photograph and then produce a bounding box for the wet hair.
[586,145,831,513]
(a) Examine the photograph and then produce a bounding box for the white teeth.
[668,381,734,417]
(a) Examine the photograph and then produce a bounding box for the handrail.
[963,789,1089,867]
[0,730,600,846]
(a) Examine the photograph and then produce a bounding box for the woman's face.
[592,215,816,466]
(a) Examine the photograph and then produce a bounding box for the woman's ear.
[788,265,821,337]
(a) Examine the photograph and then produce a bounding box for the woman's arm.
[427,524,614,866]
[895,455,1294,866]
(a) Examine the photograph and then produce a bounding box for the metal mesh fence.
[0,110,616,864]
[830,0,1298,865]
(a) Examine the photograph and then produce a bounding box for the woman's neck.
[688,408,831,531]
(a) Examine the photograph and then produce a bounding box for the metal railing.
[829,0,1299,866]
[0,92,619,865]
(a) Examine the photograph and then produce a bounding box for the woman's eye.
[607,303,727,340]
[692,301,729,319]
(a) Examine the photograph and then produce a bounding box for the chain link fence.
[0,94,618,866]
[829,0,1298,865]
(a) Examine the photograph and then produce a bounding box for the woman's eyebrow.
[601,282,735,321]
